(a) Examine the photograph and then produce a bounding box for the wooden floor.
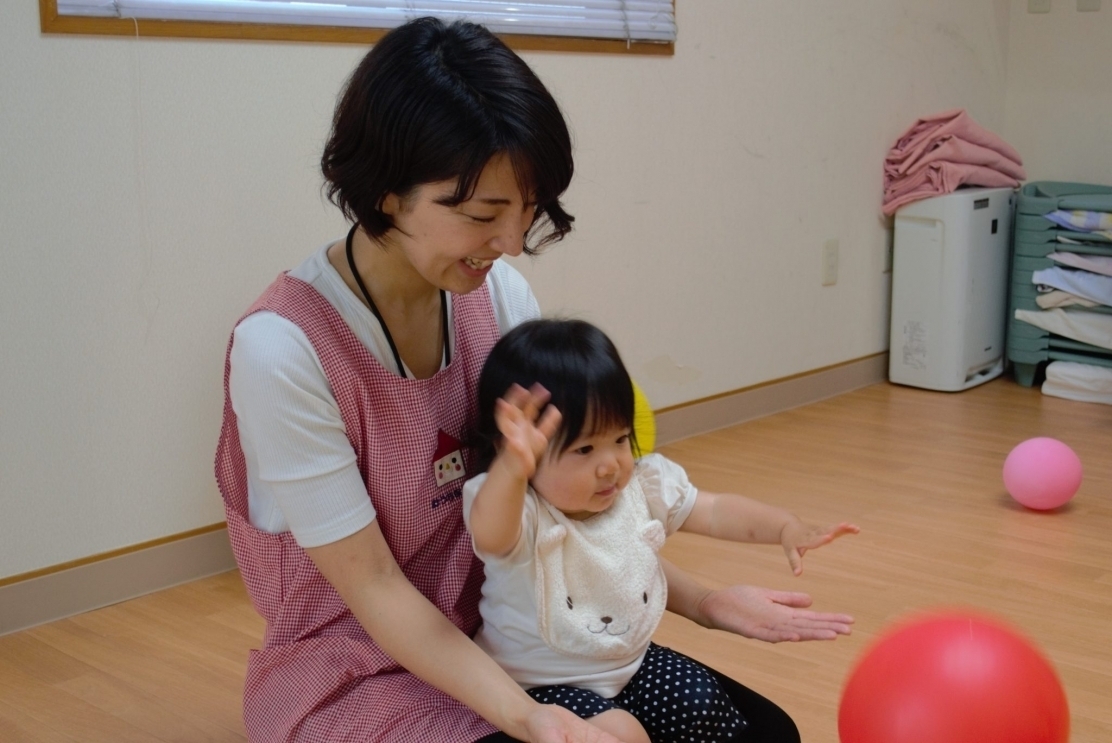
[1,378,1109,742]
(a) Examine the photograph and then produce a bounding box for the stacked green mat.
[1008,181,1112,387]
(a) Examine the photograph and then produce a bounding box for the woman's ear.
[380,192,402,217]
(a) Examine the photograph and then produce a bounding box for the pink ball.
[1002,438,1082,510]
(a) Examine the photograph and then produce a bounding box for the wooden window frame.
[38,0,675,55]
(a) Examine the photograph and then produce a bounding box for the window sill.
[39,0,675,55]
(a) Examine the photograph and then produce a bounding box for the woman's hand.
[525,704,623,743]
[697,584,854,643]
[494,383,561,481]
[660,559,852,643]
[780,520,859,576]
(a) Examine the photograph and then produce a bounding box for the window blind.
[56,0,677,42]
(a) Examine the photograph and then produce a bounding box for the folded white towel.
[1042,361,1112,405]
[1015,308,1112,352]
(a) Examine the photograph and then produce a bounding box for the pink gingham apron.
[215,273,501,742]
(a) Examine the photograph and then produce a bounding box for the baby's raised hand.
[494,383,562,481]
[781,521,859,576]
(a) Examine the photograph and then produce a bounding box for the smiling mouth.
[463,257,494,270]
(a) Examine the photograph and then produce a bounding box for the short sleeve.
[635,453,699,534]
[487,260,541,334]
[462,473,538,565]
[230,312,376,547]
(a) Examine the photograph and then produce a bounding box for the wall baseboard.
[655,353,888,446]
[0,528,236,636]
[0,352,888,637]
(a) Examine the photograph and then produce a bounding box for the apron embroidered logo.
[433,429,466,487]
[430,488,463,510]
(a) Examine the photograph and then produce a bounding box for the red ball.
[839,612,1068,743]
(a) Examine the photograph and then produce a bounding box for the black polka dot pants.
[526,644,748,743]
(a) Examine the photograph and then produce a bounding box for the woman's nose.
[488,223,526,257]
[490,209,534,257]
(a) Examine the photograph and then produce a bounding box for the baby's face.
[531,425,635,520]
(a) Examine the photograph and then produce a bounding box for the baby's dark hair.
[476,319,635,470]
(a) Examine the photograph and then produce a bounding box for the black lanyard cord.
[345,224,450,378]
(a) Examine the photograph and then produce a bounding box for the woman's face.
[382,153,536,295]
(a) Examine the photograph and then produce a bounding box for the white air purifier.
[888,187,1015,391]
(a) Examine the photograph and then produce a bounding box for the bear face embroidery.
[565,587,654,639]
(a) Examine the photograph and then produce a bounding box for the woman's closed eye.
[463,213,496,223]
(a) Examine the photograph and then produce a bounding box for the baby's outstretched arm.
[779,518,860,575]
[470,384,561,558]
[680,490,858,575]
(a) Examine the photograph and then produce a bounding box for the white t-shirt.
[461,453,699,697]
[229,242,540,547]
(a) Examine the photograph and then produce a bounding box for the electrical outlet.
[1028,0,1051,12]
[822,239,839,286]
[1078,0,1100,11]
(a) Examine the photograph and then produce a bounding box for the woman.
[215,17,852,743]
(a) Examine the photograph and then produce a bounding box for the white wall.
[0,1,1013,578]
[1004,0,1112,182]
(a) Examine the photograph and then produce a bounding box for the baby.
[463,319,857,743]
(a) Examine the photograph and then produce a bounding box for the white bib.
[534,477,667,660]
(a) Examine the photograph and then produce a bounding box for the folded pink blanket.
[884,136,1027,183]
[883,162,1021,215]
[889,109,1022,165]
[883,109,1026,215]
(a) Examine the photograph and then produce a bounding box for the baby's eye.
[566,596,574,610]
[574,445,593,455]
[617,434,630,444]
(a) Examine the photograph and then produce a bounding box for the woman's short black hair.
[476,319,635,470]
[321,17,574,253]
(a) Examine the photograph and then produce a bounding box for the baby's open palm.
[495,384,562,481]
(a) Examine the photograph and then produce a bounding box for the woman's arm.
[307,520,619,742]
[660,558,854,642]
[680,490,858,575]
[307,522,535,737]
